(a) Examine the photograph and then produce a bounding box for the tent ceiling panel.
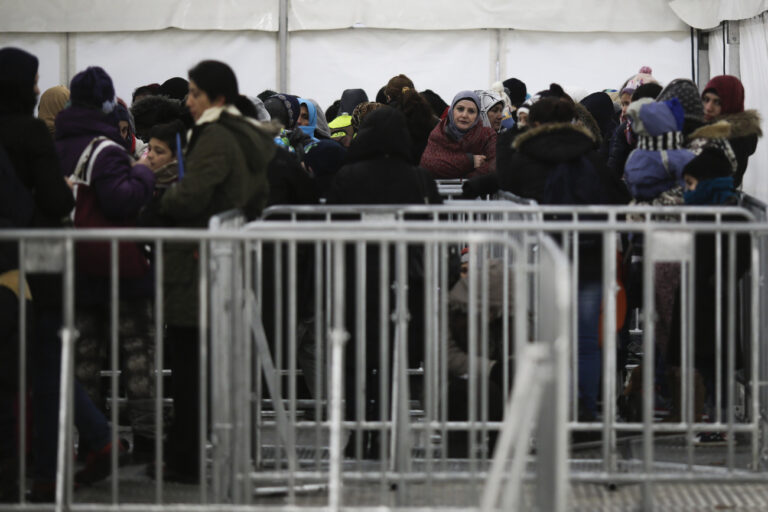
[670,0,768,29]
[0,0,279,32]
[1,0,689,33]
[288,0,689,32]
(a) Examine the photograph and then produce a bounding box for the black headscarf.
[0,47,39,115]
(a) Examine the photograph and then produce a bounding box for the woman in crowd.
[420,90,496,179]
[0,47,117,502]
[476,89,505,133]
[37,85,70,138]
[383,74,438,164]
[55,65,158,469]
[700,75,762,187]
[152,59,275,482]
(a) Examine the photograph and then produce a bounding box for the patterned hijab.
[475,90,504,130]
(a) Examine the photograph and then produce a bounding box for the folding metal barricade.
[255,201,768,511]
[4,199,768,512]
[0,219,570,511]
[222,219,571,510]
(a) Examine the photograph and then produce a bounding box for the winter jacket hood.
[339,88,369,115]
[512,121,596,163]
[345,105,412,163]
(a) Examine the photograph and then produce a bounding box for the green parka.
[159,105,275,326]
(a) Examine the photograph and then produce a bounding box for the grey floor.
[58,426,768,511]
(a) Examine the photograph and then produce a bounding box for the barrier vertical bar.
[17,240,27,504]
[602,231,617,474]
[199,240,209,502]
[109,239,120,503]
[642,229,656,511]
[154,239,164,503]
[329,240,346,512]
[287,241,298,502]
[379,242,390,490]
[355,241,366,463]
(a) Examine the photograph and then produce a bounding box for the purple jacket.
[55,106,155,221]
[55,106,155,290]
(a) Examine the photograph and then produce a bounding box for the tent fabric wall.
[0,0,687,33]
[707,14,768,201]
[671,0,768,30]
[0,30,277,109]
[0,28,691,120]
[732,15,768,200]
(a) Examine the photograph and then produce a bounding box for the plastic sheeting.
[0,0,689,33]
[671,0,768,30]
[0,0,279,32]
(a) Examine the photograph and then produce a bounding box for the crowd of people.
[0,44,763,500]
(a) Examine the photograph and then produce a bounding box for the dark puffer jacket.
[498,121,629,205]
[327,106,441,205]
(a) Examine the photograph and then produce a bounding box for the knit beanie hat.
[624,98,696,200]
[656,79,706,123]
[682,146,733,181]
[702,75,745,115]
[303,139,347,177]
[70,66,116,113]
[620,66,658,97]
[502,77,527,108]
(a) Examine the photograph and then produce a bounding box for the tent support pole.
[278,0,288,92]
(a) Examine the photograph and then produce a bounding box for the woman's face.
[186,80,212,121]
[487,103,504,131]
[297,104,310,126]
[517,110,529,127]
[702,91,722,120]
[147,137,174,171]
[452,99,478,130]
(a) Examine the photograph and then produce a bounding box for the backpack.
[71,137,150,278]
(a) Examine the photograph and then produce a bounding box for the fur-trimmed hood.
[574,102,602,147]
[512,121,596,162]
[722,109,762,138]
[689,109,762,140]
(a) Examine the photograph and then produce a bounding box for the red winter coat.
[419,116,496,179]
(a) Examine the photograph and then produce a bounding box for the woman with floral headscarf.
[419,90,496,179]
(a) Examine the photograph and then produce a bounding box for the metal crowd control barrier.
[0,220,569,511]
[255,202,768,510]
[3,197,768,511]
[226,220,570,509]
